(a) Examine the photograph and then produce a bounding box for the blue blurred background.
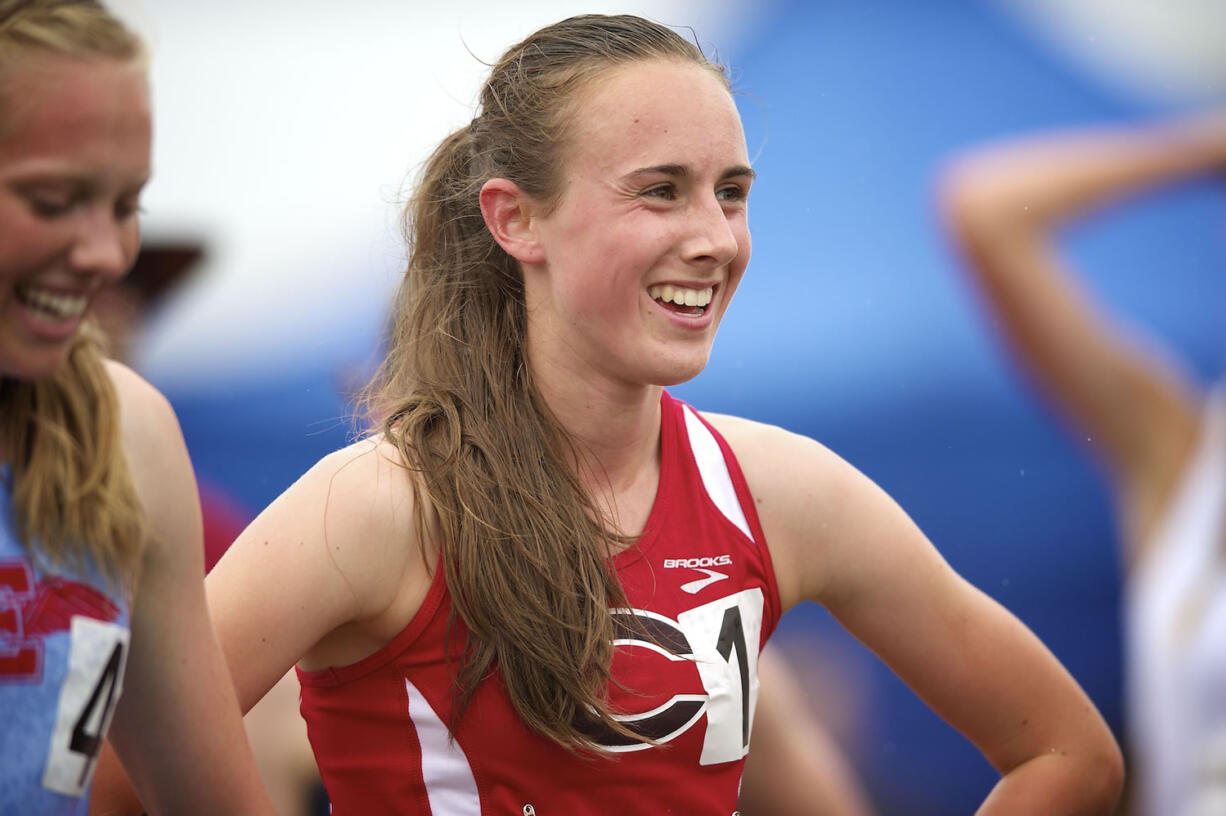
[125,1,1226,813]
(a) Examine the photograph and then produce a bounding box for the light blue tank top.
[0,469,131,816]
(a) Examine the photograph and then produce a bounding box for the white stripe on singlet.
[682,405,754,543]
[405,678,481,814]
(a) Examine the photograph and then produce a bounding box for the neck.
[529,352,664,537]
[557,382,662,484]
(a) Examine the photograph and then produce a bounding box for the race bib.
[42,616,129,796]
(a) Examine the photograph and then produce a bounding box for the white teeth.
[19,288,88,319]
[647,285,713,309]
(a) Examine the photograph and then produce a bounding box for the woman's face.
[524,58,753,393]
[0,55,150,380]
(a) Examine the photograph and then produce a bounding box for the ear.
[479,178,545,265]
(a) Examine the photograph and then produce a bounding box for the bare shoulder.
[104,361,199,558]
[699,410,802,460]
[699,411,885,609]
[700,410,853,500]
[289,435,420,550]
[104,359,181,466]
[206,434,431,697]
[246,434,422,588]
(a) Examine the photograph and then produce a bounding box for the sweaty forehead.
[564,59,746,175]
[0,56,150,172]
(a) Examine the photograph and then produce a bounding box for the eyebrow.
[625,163,757,182]
[11,171,150,194]
[12,173,92,189]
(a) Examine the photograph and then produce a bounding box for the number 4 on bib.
[43,616,129,796]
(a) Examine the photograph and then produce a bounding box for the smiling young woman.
[0,55,147,382]
[0,2,272,813]
[499,57,753,395]
[194,13,1122,815]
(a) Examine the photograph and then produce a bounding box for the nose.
[682,193,740,269]
[68,208,136,283]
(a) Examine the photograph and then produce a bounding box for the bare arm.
[101,362,273,815]
[938,111,1226,555]
[714,415,1124,815]
[93,430,421,814]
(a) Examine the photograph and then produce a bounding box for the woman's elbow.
[1086,733,1126,814]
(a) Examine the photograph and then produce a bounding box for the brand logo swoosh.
[680,568,729,595]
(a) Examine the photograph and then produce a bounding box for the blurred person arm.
[738,646,875,816]
[243,668,323,816]
[92,669,320,816]
[94,362,274,815]
[712,414,1125,816]
[938,111,1226,562]
[93,249,319,816]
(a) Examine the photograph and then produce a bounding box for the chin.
[650,355,711,387]
[1,349,73,383]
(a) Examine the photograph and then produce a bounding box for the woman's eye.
[28,196,73,217]
[115,197,144,220]
[643,184,676,200]
[716,185,747,203]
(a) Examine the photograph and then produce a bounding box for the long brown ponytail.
[362,14,729,751]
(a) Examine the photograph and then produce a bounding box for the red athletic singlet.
[298,391,781,814]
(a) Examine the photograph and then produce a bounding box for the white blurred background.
[108,0,1226,389]
[112,0,770,386]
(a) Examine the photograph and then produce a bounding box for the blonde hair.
[0,0,140,58]
[363,14,728,752]
[0,0,146,588]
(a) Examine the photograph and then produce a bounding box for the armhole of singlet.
[676,399,782,634]
[297,550,449,688]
